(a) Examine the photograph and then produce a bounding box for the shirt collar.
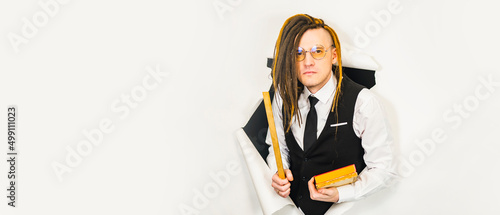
[304,74,337,104]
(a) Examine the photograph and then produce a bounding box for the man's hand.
[271,169,294,198]
[307,177,339,203]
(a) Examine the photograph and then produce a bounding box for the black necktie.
[304,96,319,152]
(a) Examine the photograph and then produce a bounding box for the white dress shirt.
[266,74,397,203]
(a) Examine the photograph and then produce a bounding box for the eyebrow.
[298,44,326,48]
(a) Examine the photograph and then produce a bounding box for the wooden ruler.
[262,92,285,179]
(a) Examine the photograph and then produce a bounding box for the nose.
[303,52,315,66]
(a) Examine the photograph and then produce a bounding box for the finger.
[272,180,291,192]
[272,174,289,186]
[285,169,294,181]
[308,178,318,194]
[318,188,331,195]
[308,178,324,200]
[275,183,291,192]
[277,188,291,197]
[273,186,290,198]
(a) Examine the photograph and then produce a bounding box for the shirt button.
[298,195,302,199]
[304,158,308,162]
[302,176,306,181]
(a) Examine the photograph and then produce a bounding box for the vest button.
[304,158,308,162]
[302,176,306,181]
[298,195,302,199]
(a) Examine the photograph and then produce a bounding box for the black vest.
[285,75,367,215]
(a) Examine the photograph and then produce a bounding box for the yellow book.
[314,164,358,189]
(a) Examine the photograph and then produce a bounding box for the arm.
[335,89,398,203]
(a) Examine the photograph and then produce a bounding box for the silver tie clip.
[330,122,348,127]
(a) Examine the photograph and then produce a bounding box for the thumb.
[285,169,294,181]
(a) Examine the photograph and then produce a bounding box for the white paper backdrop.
[1,0,499,214]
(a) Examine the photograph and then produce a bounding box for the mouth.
[303,71,316,75]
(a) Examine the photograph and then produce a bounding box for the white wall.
[1,0,499,214]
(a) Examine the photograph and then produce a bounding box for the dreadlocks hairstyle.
[272,14,343,132]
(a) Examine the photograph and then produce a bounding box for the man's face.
[296,28,337,94]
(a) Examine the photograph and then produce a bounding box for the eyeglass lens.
[296,45,328,61]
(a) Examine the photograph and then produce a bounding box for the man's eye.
[315,49,324,54]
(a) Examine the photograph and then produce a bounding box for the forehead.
[298,28,333,48]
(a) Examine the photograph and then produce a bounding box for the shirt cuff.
[336,184,355,203]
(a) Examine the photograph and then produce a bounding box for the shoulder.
[355,89,384,116]
[341,75,366,93]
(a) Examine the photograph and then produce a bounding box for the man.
[266,14,396,215]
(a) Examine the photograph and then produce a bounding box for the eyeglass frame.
[295,44,335,62]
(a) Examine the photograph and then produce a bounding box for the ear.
[331,48,338,65]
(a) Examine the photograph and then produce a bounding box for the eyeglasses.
[295,45,334,62]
